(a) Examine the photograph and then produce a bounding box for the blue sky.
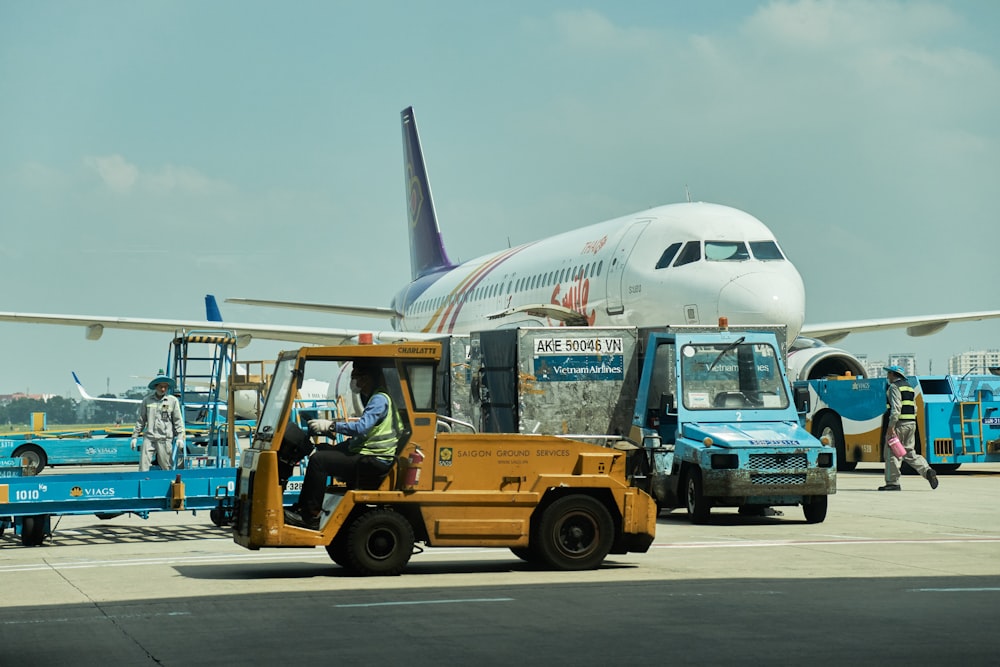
[2,0,999,396]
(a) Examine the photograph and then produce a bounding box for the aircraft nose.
[718,270,805,339]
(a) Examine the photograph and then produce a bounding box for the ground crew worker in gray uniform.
[879,365,938,491]
[131,374,185,471]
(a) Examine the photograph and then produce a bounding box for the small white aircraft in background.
[2,106,999,381]
[72,370,263,421]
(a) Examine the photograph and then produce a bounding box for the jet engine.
[786,337,868,382]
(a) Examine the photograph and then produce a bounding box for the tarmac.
[1,463,998,665]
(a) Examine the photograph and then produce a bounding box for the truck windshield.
[255,356,297,443]
[680,342,789,410]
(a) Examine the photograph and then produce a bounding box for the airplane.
[2,106,1000,383]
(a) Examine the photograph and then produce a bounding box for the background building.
[947,349,1000,375]
[886,353,917,377]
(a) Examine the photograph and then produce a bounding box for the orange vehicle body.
[232,342,656,575]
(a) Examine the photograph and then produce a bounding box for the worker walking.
[879,365,938,491]
[131,374,186,471]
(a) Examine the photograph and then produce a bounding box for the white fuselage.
[393,202,806,340]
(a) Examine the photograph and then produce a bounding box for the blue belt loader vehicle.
[801,371,1000,472]
[232,340,658,575]
[469,323,836,524]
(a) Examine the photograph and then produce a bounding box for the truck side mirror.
[659,393,676,416]
[794,385,810,414]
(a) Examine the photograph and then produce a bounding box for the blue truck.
[801,371,1000,472]
[626,325,835,523]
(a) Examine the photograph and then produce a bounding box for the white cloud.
[744,0,962,50]
[144,164,225,196]
[546,9,662,53]
[84,154,139,193]
[83,154,231,196]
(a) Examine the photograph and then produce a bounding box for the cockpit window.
[705,241,750,261]
[750,241,785,260]
[655,242,682,270]
[673,241,701,267]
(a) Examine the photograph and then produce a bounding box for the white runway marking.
[651,536,1000,549]
[911,587,1000,593]
[335,597,514,608]
[1,611,191,626]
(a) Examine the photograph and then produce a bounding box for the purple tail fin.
[401,107,453,280]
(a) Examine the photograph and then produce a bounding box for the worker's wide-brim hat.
[883,365,906,378]
[148,374,176,391]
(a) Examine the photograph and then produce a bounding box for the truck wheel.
[20,515,48,546]
[684,469,711,524]
[802,496,827,523]
[813,414,855,472]
[12,445,47,475]
[510,546,540,563]
[342,508,414,576]
[536,495,614,571]
[326,532,351,568]
[209,507,232,527]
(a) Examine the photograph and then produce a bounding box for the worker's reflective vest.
[352,390,403,458]
[886,381,917,421]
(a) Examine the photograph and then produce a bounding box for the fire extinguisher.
[404,445,424,488]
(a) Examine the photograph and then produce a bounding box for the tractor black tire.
[326,531,351,568]
[536,495,614,571]
[813,413,856,472]
[684,468,711,525]
[341,508,414,576]
[802,496,828,524]
[12,445,47,475]
[510,546,542,564]
[209,507,232,527]
[20,515,48,546]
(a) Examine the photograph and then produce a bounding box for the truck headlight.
[817,452,833,468]
[711,454,739,469]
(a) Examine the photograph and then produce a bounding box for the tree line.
[1,391,146,430]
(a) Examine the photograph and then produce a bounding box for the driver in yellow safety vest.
[284,360,402,529]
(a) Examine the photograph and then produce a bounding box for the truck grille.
[747,453,807,470]
[751,473,806,486]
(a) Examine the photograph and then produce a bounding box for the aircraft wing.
[0,311,442,348]
[225,297,397,319]
[801,309,1000,344]
[226,297,592,327]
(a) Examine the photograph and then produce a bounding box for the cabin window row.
[408,260,605,314]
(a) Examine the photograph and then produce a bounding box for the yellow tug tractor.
[232,341,657,575]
